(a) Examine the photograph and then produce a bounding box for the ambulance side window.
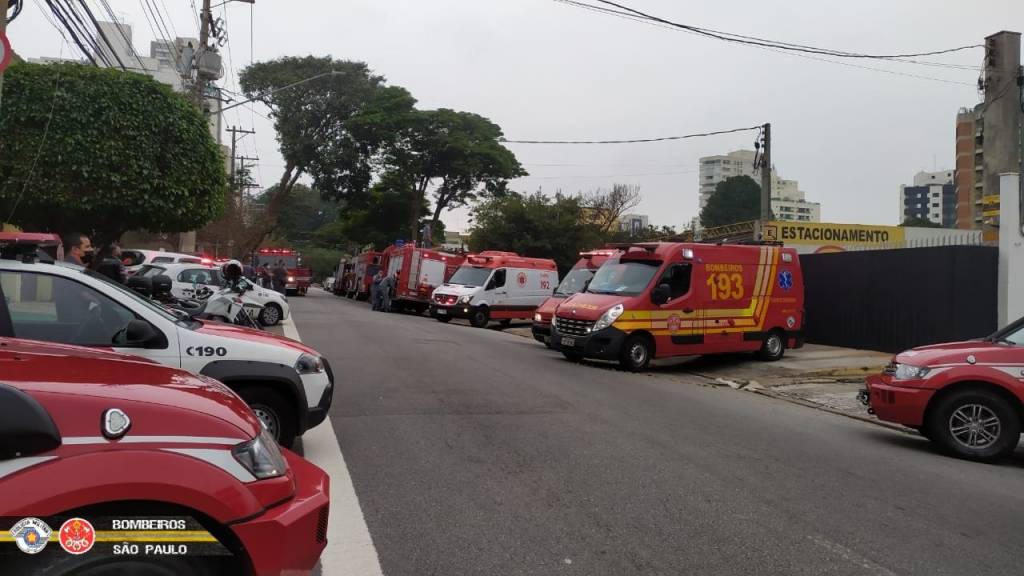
[489,269,506,289]
[659,264,692,300]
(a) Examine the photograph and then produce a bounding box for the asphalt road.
[296,290,1024,576]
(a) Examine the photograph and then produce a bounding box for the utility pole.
[226,126,255,189]
[981,31,1022,241]
[759,123,772,224]
[192,0,212,107]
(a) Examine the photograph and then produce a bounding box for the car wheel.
[928,388,1021,462]
[758,330,786,362]
[562,351,584,363]
[238,387,297,448]
[469,307,490,328]
[619,334,652,372]
[259,304,282,326]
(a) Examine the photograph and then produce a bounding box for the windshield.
[256,254,299,269]
[556,268,596,296]
[81,268,196,329]
[990,319,1024,345]
[448,266,492,288]
[586,259,661,296]
[138,265,167,278]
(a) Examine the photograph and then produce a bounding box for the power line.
[53,0,111,67]
[44,0,99,66]
[95,0,149,71]
[76,0,128,70]
[502,125,762,144]
[585,0,982,60]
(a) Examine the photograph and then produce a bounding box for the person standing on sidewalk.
[370,270,385,311]
[380,271,396,312]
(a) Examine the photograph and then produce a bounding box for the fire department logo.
[58,518,95,555]
[517,272,528,287]
[10,518,52,554]
[667,315,681,332]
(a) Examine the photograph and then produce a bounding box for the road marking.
[282,316,385,576]
[807,535,900,576]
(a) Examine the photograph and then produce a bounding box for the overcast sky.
[8,0,1020,232]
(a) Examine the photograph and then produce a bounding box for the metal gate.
[800,245,998,353]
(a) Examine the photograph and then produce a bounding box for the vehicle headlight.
[593,304,625,332]
[893,363,930,380]
[287,276,295,283]
[232,427,287,479]
[551,315,559,328]
[458,295,472,304]
[295,353,324,374]
[534,312,543,323]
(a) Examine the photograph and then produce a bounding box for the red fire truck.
[254,248,312,296]
[345,250,383,300]
[382,244,465,313]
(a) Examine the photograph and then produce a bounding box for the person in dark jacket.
[271,260,288,294]
[370,270,385,311]
[61,232,93,266]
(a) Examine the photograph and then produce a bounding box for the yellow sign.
[762,221,905,246]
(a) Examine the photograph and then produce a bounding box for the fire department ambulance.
[0,250,333,448]
[430,251,559,328]
[382,244,464,313]
[532,249,619,346]
[550,242,805,371]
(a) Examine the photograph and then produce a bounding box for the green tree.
[699,175,762,229]
[470,192,601,274]
[900,216,942,228]
[335,171,431,250]
[386,109,525,242]
[257,183,338,245]
[239,56,415,251]
[0,63,226,246]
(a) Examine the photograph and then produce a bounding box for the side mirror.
[651,283,671,305]
[124,319,163,348]
[0,383,61,459]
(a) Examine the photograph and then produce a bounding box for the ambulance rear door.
[700,247,764,354]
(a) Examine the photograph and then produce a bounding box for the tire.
[562,351,584,363]
[619,334,653,372]
[258,303,283,326]
[237,387,297,448]
[758,330,786,362]
[469,307,490,328]
[927,388,1021,462]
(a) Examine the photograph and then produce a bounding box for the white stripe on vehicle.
[62,436,244,446]
[162,448,256,482]
[0,456,57,480]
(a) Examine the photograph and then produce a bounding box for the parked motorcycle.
[127,274,264,330]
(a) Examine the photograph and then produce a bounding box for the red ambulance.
[532,249,619,346]
[430,252,559,328]
[550,242,804,371]
[381,244,465,313]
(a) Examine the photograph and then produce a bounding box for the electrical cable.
[586,0,982,60]
[53,0,111,66]
[44,0,98,66]
[502,125,762,144]
[95,0,148,71]
[77,0,127,70]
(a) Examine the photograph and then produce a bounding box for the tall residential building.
[899,170,956,227]
[954,106,984,229]
[698,150,820,223]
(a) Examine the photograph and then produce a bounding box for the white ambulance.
[0,256,332,448]
[429,251,559,328]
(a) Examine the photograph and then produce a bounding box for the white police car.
[135,261,290,326]
[0,256,332,448]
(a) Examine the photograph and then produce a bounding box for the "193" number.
[706,273,744,300]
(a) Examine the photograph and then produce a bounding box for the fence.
[800,245,998,353]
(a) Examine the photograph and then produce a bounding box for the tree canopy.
[699,175,762,229]
[0,62,226,245]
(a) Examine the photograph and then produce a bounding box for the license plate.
[561,337,575,347]
[436,308,447,315]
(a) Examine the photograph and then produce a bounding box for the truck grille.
[556,317,595,337]
[883,362,897,375]
[434,293,458,306]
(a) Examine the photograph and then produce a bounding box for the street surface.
[295,290,1024,576]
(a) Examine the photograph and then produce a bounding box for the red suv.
[865,317,1024,462]
[0,338,329,575]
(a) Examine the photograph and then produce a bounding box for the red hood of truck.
[534,296,567,322]
[553,293,631,322]
[895,340,1022,367]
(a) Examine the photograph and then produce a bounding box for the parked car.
[864,316,1024,462]
[0,252,333,448]
[550,242,805,371]
[430,252,559,328]
[122,249,205,276]
[0,337,329,576]
[135,262,289,326]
